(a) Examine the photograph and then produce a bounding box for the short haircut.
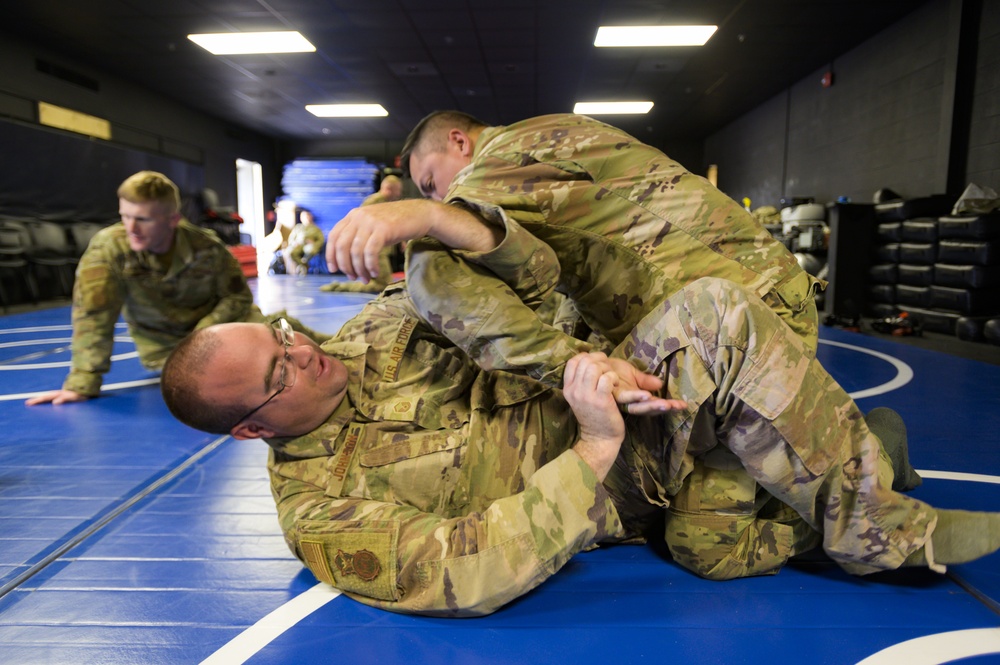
[117,171,181,213]
[161,329,245,434]
[400,111,489,179]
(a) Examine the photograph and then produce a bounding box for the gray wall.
[0,30,280,216]
[706,0,997,209]
[968,0,1000,186]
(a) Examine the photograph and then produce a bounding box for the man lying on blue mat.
[159,214,1000,616]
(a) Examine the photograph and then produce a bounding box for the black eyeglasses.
[230,318,296,429]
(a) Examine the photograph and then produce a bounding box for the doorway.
[235,158,266,274]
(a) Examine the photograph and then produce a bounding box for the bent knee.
[664,511,794,580]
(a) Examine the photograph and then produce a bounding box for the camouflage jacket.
[407,114,823,382]
[287,223,325,253]
[65,220,260,396]
[267,282,623,617]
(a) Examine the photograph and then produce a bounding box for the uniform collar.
[473,125,504,160]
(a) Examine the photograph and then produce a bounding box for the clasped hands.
[563,351,687,481]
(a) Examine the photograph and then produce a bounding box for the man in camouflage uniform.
[162,212,1000,617]
[27,171,326,406]
[283,209,325,276]
[320,174,405,294]
[328,111,822,346]
[324,112,917,578]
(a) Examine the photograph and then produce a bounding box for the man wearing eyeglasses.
[160,271,1000,617]
[26,170,327,407]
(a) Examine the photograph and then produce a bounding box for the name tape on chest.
[382,315,418,382]
[327,423,364,497]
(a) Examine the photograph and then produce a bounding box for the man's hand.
[604,357,687,416]
[25,389,90,406]
[326,200,433,282]
[326,199,503,282]
[564,352,627,481]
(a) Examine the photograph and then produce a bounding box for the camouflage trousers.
[604,277,935,578]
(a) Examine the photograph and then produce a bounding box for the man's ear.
[231,420,277,440]
[448,128,474,157]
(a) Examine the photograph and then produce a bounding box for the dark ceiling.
[3,0,926,147]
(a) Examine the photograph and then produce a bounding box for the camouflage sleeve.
[307,224,325,247]
[272,449,623,617]
[63,238,126,396]
[193,244,256,330]
[407,203,592,388]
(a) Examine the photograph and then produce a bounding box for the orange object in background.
[228,244,258,278]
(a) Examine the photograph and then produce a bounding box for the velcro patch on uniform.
[296,520,399,601]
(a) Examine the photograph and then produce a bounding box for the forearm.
[274,450,622,616]
[63,253,123,396]
[64,309,117,396]
[407,241,591,387]
[423,199,503,253]
[407,205,594,385]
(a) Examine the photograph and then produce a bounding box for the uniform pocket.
[769,270,823,313]
[731,329,835,477]
[360,429,465,467]
[333,426,471,514]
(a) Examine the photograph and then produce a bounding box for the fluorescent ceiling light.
[595,25,718,47]
[574,101,653,115]
[187,31,315,55]
[306,104,389,117]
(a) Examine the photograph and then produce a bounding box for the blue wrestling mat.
[1,274,998,664]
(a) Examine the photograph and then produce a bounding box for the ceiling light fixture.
[187,31,316,55]
[574,101,653,115]
[594,25,718,47]
[306,104,389,117]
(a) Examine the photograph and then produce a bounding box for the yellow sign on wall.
[37,101,111,140]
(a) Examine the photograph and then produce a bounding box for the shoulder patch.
[296,520,399,602]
